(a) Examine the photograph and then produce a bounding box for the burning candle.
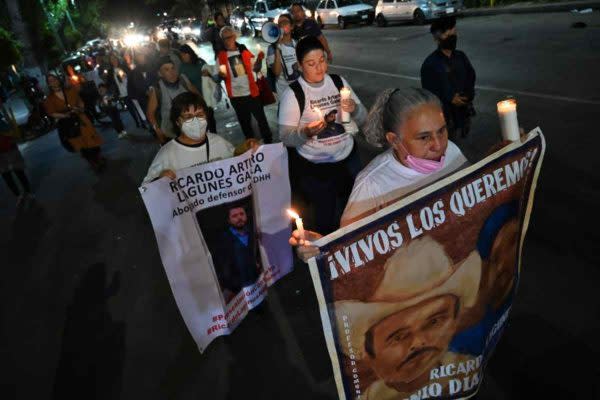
[219,65,227,76]
[340,87,352,123]
[314,107,323,122]
[287,209,304,240]
[118,69,125,79]
[497,99,520,141]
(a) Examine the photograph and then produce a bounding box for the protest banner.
[308,129,546,400]
[140,144,293,352]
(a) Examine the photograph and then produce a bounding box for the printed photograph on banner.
[310,132,545,400]
[195,195,263,304]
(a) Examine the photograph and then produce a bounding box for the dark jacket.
[421,49,476,129]
[127,64,157,103]
[213,228,260,294]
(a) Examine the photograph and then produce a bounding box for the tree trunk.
[4,0,38,68]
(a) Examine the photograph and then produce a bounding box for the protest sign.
[140,144,293,352]
[308,129,546,400]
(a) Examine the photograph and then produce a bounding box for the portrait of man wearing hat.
[335,236,482,399]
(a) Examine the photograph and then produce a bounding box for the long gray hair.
[363,88,442,147]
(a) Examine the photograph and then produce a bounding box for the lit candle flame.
[287,209,300,219]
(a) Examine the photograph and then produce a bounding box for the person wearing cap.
[146,57,200,143]
[335,236,482,399]
[290,88,467,260]
[266,13,300,95]
[421,16,476,140]
[157,38,182,70]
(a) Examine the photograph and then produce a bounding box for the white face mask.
[181,117,208,140]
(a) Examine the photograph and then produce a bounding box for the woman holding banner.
[290,87,468,261]
[143,92,258,184]
[278,35,367,235]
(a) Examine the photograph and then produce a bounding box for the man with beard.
[421,16,476,139]
[335,236,482,399]
[213,206,261,302]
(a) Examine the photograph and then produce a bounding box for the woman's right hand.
[289,229,323,263]
[303,120,326,137]
[159,169,176,180]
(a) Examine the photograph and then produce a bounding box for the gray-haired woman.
[291,87,468,261]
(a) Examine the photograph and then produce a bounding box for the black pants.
[293,144,362,235]
[2,169,30,196]
[229,95,272,143]
[103,106,124,133]
[121,97,143,128]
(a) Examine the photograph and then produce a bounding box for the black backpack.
[288,74,344,117]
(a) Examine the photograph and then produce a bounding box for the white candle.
[497,99,520,141]
[287,209,305,240]
[340,87,352,123]
[256,43,262,53]
[219,65,227,76]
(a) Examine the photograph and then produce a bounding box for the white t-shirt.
[341,141,468,226]
[278,75,361,163]
[113,68,128,97]
[267,41,300,95]
[226,50,251,97]
[143,132,235,183]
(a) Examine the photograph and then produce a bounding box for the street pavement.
[2,11,600,400]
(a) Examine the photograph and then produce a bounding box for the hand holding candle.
[287,209,304,240]
[497,99,520,141]
[256,44,264,60]
[340,87,352,123]
[219,65,227,77]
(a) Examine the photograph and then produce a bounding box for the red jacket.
[218,44,259,98]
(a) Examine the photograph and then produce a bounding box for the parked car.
[374,0,463,26]
[247,0,312,36]
[230,6,255,37]
[315,0,375,29]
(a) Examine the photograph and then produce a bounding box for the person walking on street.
[44,73,105,171]
[146,57,200,143]
[127,49,157,131]
[421,16,476,139]
[290,2,333,62]
[179,44,218,133]
[266,13,300,95]
[107,52,142,130]
[217,27,273,144]
[0,99,32,205]
[143,92,245,183]
[157,39,182,71]
[203,12,228,59]
[278,36,367,234]
[97,83,127,139]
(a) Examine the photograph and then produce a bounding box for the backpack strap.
[329,73,344,92]
[289,80,305,117]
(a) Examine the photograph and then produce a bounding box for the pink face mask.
[400,143,445,174]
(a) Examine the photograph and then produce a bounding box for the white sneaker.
[118,131,128,139]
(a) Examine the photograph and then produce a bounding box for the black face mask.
[440,34,458,51]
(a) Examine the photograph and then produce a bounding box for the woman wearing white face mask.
[143,92,236,183]
[290,87,469,261]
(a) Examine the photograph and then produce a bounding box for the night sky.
[103,0,175,26]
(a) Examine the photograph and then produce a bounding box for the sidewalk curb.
[461,1,600,17]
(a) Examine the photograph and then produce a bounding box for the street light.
[163,12,167,16]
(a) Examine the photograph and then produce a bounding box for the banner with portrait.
[140,144,293,352]
[308,129,546,400]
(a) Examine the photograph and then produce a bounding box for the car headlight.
[306,9,312,18]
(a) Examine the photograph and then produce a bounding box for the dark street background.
[1,11,600,399]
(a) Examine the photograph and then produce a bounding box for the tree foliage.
[0,27,22,70]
